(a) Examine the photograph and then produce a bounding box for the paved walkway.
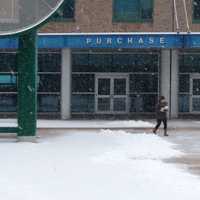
[163,129,200,177]
[0,118,200,130]
[38,119,200,130]
[37,119,200,130]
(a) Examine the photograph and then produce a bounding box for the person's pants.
[154,119,167,130]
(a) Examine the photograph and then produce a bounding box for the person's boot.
[164,129,168,136]
[153,128,157,134]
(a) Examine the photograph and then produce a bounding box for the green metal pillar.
[17,30,37,138]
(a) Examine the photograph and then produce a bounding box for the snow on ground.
[0,129,200,200]
[0,119,153,128]
[37,119,153,128]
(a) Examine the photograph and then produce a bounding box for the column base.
[17,136,37,143]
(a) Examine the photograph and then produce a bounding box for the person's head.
[159,96,165,102]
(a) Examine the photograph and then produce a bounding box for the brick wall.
[40,0,200,33]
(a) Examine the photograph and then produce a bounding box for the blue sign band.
[1,34,200,49]
[40,34,184,48]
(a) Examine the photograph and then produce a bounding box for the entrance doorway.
[95,74,129,113]
[190,75,200,112]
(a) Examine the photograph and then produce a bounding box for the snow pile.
[0,119,17,127]
[0,130,199,200]
[101,120,153,127]
[92,129,183,163]
[0,119,154,128]
[37,119,154,128]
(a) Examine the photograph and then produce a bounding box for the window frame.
[193,0,200,23]
[51,0,75,22]
[112,0,154,23]
[71,51,160,114]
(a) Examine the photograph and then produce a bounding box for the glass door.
[95,74,129,113]
[96,77,111,112]
[113,77,128,112]
[190,76,200,112]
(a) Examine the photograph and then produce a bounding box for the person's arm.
[161,102,168,112]
[163,105,168,111]
[163,102,168,111]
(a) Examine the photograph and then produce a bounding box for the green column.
[17,30,37,137]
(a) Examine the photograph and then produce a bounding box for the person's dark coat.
[155,100,168,120]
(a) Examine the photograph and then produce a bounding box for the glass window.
[130,74,158,93]
[0,53,16,72]
[0,74,17,92]
[73,54,113,72]
[179,55,187,72]
[0,94,17,112]
[193,79,200,95]
[38,74,61,92]
[72,74,94,93]
[90,54,113,72]
[71,94,95,112]
[113,54,130,72]
[179,54,200,73]
[113,0,153,22]
[141,0,153,20]
[72,54,89,72]
[98,98,111,111]
[38,53,61,72]
[52,0,75,20]
[113,98,126,111]
[114,79,126,95]
[179,94,189,112]
[192,97,200,111]
[0,75,16,84]
[0,51,62,115]
[38,94,60,112]
[130,94,157,112]
[98,78,110,95]
[193,0,200,21]
[131,54,158,72]
[179,74,190,93]
[73,53,159,73]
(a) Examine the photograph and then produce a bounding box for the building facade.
[1,0,200,119]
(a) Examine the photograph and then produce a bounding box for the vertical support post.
[170,49,179,118]
[17,30,37,141]
[61,48,71,119]
[161,50,171,118]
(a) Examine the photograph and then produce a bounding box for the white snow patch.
[37,119,154,128]
[0,119,17,127]
[0,129,199,200]
[0,119,154,128]
[92,129,183,163]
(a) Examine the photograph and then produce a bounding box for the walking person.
[153,96,169,136]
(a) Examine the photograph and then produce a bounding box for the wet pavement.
[163,129,200,177]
